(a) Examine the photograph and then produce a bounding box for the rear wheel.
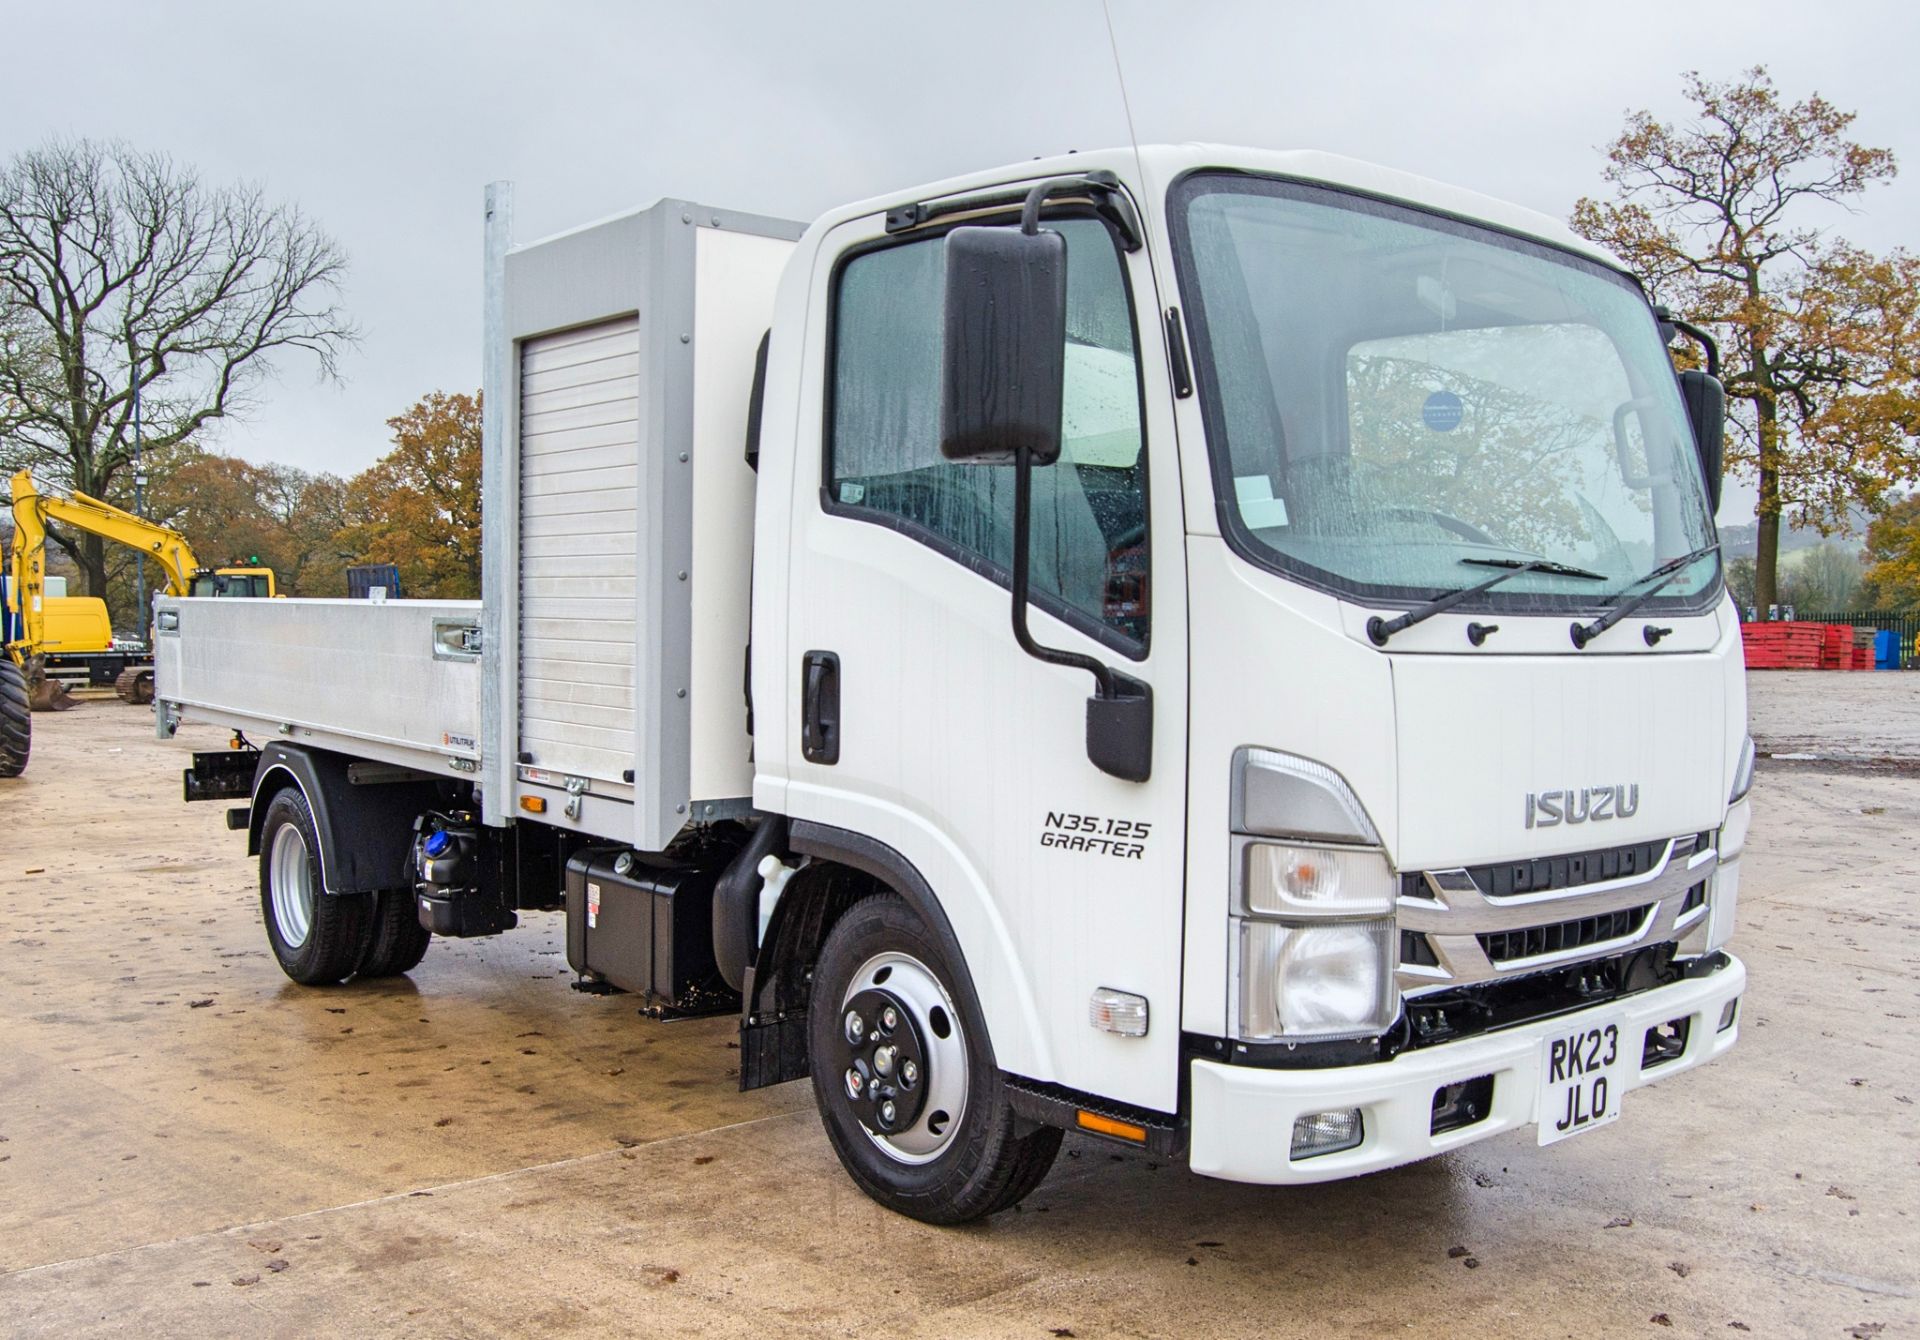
[808,895,1060,1224]
[357,888,431,977]
[0,660,29,777]
[258,787,372,985]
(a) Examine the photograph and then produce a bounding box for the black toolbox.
[563,851,733,1012]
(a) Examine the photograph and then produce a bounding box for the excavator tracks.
[114,665,156,706]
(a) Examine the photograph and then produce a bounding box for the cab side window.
[828,216,1149,651]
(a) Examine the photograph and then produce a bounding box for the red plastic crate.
[1740,621,1866,670]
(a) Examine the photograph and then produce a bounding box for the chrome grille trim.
[1397,835,1717,993]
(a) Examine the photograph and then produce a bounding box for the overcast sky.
[5,0,1916,529]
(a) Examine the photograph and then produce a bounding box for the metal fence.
[1739,610,1920,667]
[1788,612,1920,645]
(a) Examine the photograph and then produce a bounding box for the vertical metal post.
[131,336,147,623]
[479,182,515,826]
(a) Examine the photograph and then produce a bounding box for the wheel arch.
[248,744,437,895]
[741,819,1007,1091]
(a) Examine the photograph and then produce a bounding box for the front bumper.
[1188,953,1744,1184]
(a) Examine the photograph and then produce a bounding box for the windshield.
[190,573,269,598]
[1169,174,1720,607]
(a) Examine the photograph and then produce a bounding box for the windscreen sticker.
[1422,390,1464,432]
[1234,475,1290,528]
[1040,811,1151,860]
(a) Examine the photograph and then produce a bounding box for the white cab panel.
[1389,617,1741,870]
[689,228,792,804]
[1179,540,1402,1040]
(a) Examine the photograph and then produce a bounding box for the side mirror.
[1678,369,1724,514]
[939,225,1067,465]
[937,194,1152,784]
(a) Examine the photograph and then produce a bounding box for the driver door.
[779,204,1190,1113]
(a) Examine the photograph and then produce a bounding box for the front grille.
[1478,838,1672,898]
[1680,881,1706,914]
[1400,929,1439,968]
[1477,904,1651,963]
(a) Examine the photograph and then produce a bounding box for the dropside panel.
[153,596,482,776]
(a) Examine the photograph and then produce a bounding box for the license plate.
[1537,1015,1626,1145]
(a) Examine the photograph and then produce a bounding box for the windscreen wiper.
[1367,557,1605,647]
[1460,556,1609,581]
[1569,543,1720,649]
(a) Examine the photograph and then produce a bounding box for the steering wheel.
[1382,507,1501,547]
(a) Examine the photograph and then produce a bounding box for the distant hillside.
[1718,506,1872,561]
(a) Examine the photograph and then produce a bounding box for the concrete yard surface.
[1748,668,1920,762]
[0,692,1916,1338]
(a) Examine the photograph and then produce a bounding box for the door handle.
[801,650,840,765]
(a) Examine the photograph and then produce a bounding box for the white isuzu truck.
[156,145,1751,1223]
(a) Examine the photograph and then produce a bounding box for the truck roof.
[820,143,1623,273]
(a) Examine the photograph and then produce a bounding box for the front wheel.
[258,787,372,985]
[808,895,1060,1224]
[0,660,29,777]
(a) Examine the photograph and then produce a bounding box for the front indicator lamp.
[1718,794,1752,861]
[1240,919,1396,1040]
[1088,987,1149,1037]
[1244,842,1396,917]
[1291,1108,1364,1159]
[1730,734,1755,803]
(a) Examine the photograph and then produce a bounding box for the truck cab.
[161,145,1748,1224]
[747,144,1745,1195]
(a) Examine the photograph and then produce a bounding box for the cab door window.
[827,215,1149,653]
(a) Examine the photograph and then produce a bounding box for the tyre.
[0,660,28,778]
[357,888,431,978]
[114,665,155,705]
[808,895,1061,1224]
[258,787,372,985]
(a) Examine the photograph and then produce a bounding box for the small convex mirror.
[939,225,1068,466]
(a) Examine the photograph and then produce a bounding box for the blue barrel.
[1876,628,1901,669]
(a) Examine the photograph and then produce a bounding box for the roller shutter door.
[517,316,640,784]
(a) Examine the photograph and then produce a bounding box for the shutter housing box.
[480,197,801,849]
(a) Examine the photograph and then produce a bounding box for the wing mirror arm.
[939,177,1153,783]
[1009,446,1153,784]
[1654,305,1727,515]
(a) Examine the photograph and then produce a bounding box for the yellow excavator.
[2,468,277,775]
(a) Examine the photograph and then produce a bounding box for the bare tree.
[0,138,355,619]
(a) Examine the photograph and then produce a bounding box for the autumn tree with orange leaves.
[1572,68,1920,616]
[1861,494,1920,610]
[336,391,482,598]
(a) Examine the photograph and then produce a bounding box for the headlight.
[1729,734,1755,803]
[1240,919,1397,1040]
[1231,749,1398,1044]
[1243,842,1396,917]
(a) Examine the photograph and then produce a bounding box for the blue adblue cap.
[424,830,451,857]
